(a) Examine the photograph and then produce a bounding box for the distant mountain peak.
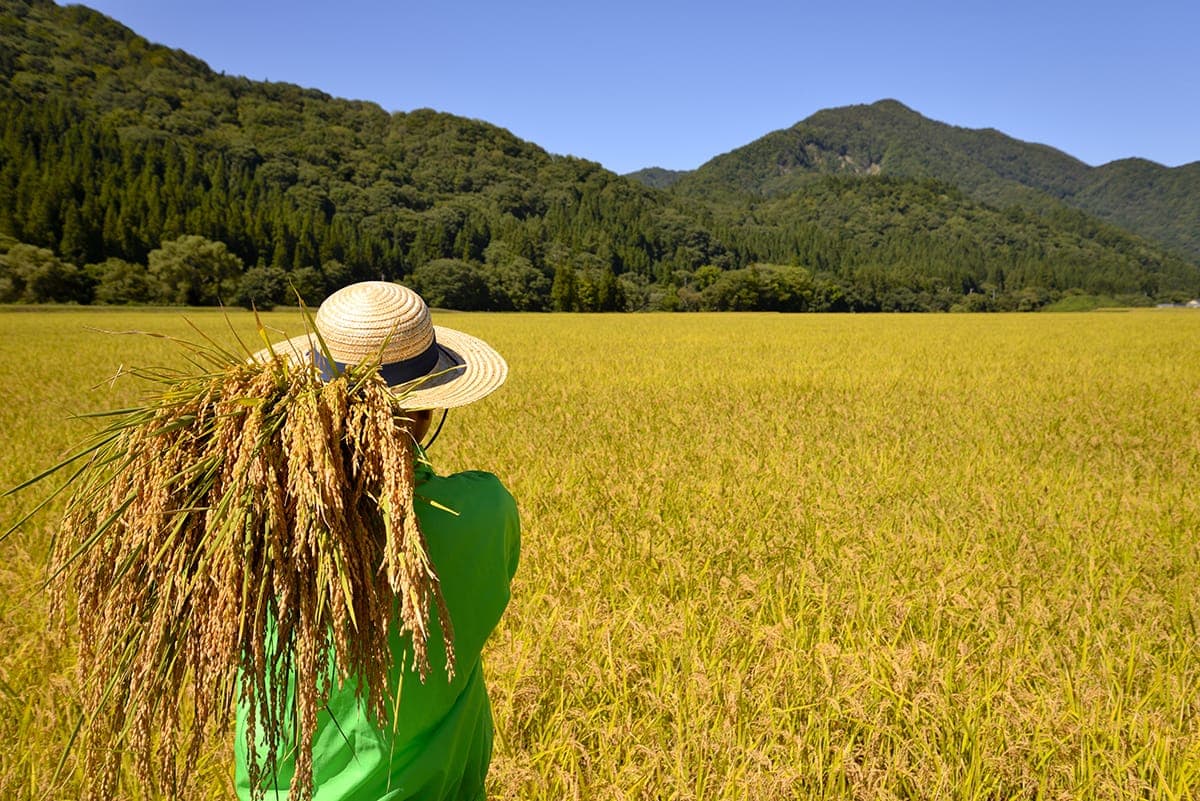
[870,98,915,112]
[673,100,1199,261]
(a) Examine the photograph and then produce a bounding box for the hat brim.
[254,325,508,409]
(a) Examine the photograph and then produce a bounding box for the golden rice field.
[1,307,1199,800]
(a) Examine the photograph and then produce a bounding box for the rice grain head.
[35,333,453,801]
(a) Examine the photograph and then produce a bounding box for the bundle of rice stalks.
[11,324,454,801]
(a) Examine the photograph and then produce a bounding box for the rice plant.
[2,308,1198,800]
[4,317,451,801]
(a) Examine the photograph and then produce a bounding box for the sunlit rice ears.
[12,322,454,801]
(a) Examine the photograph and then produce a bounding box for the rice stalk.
[23,326,453,801]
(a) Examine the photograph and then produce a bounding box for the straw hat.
[264,282,507,409]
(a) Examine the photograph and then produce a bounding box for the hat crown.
[315,282,434,364]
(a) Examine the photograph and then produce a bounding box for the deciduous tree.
[147,235,242,305]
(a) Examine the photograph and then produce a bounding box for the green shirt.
[235,463,520,801]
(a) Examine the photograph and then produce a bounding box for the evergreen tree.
[595,267,625,311]
[550,263,578,311]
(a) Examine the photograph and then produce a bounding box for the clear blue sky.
[77,0,1199,175]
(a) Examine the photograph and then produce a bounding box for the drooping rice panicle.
[31,325,454,801]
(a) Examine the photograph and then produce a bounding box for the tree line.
[1,0,1197,311]
[1,97,1193,312]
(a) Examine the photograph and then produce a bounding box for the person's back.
[236,281,518,800]
[235,463,520,801]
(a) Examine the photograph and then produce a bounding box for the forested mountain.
[667,100,1200,262]
[1073,159,1200,261]
[0,0,728,309]
[0,0,1197,312]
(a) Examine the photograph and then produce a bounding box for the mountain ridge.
[1,0,1197,312]
[648,99,1200,261]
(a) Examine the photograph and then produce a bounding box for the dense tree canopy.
[0,0,1197,312]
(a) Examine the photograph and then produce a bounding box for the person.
[235,281,520,801]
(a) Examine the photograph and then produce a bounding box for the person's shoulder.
[418,469,520,578]
[421,470,517,519]
[431,469,512,498]
[436,469,507,488]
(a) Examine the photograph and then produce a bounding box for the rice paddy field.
[1,307,1199,800]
